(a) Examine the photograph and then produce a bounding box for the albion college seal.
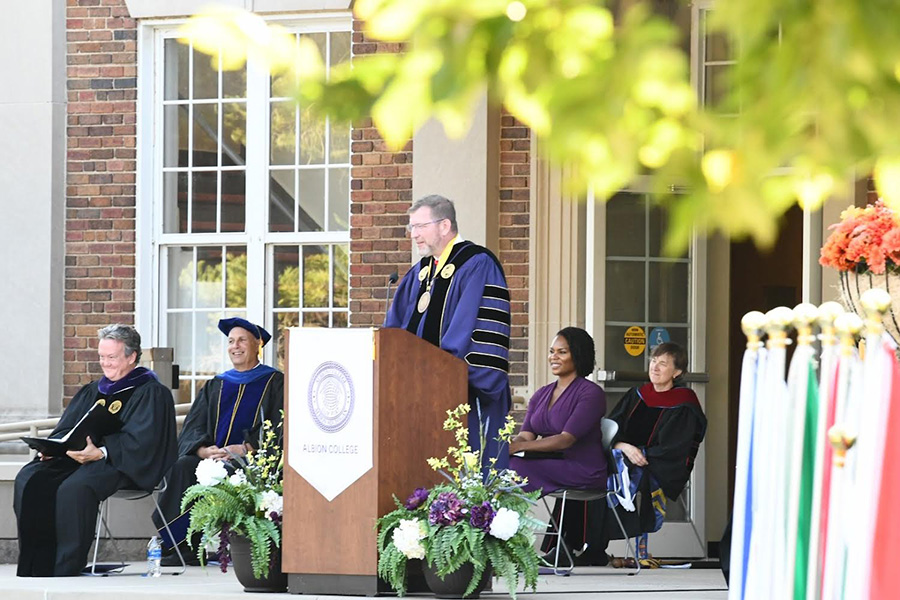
[307,361,355,433]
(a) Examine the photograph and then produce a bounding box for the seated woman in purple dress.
[508,327,606,495]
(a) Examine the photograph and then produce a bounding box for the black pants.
[15,458,130,576]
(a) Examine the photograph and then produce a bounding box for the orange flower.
[820,200,900,274]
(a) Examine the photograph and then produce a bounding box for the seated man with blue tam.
[152,317,284,563]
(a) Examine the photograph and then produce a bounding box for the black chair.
[88,476,186,576]
[539,417,640,576]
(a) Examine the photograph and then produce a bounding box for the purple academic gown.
[510,377,607,495]
[384,240,512,470]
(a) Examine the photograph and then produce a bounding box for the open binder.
[21,399,123,457]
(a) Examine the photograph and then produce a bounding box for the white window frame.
[136,13,352,379]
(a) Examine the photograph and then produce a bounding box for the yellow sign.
[624,326,646,357]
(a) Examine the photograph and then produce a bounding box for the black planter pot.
[228,533,288,593]
[422,561,492,599]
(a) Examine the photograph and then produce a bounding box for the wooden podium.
[283,327,468,595]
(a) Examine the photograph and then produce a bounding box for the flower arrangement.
[181,418,283,579]
[820,200,900,274]
[376,404,541,598]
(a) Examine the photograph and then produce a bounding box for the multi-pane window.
[162,42,247,233]
[603,193,691,374]
[149,18,352,403]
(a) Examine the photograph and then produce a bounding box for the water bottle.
[145,536,162,577]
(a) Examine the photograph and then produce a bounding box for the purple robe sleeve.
[383,263,419,328]
[439,254,511,404]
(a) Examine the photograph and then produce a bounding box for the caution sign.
[624,326,646,357]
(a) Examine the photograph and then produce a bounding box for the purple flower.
[217,524,232,573]
[428,492,465,526]
[404,487,429,510]
[469,501,495,531]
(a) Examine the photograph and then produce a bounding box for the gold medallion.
[417,291,431,313]
[109,400,122,414]
[418,266,430,282]
[95,399,106,407]
[441,264,456,279]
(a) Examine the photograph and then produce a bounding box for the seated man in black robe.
[14,324,178,577]
[152,317,284,564]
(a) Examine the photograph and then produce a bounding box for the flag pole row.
[730,288,898,600]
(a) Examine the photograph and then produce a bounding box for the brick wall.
[64,0,138,400]
[61,10,534,400]
[347,19,414,328]
[498,111,531,391]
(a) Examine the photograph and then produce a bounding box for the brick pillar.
[65,0,137,399]
[348,20,413,327]
[499,111,531,392]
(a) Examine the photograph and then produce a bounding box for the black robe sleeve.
[103,379,178,491]
[607,387,639,447]
[644,404,706,499]
[244,371,285,449]
[47,383,98,439]
[177,377,220,457]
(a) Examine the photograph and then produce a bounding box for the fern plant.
[181,417,284,579]
[376,403,542,598]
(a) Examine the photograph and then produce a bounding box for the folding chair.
[540,418,640,576]
[88,476,186,576]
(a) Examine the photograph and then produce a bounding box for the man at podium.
[385,195,512,469]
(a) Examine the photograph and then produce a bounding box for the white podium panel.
[287,327,374,501]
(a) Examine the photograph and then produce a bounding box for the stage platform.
[0,563,727,599]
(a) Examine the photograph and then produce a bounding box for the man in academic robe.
[384,194,512,469]
[14,324,177,577]
[152,317,284,563]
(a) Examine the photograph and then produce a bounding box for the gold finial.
[834,312,863,356]
[827,424,857,468]
[817,301,844,347]
[741,311,766,348]
[765,306,794,349]
[793,303,818,346]
[860,288,891,336]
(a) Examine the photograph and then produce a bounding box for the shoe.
[160,548,201,567]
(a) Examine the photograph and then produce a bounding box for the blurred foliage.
[181,0,900,252]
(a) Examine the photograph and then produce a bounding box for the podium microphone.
[384,271,399,316]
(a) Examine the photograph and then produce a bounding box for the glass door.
[588,186,708,558]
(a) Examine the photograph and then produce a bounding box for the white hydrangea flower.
[489,507,520,541]
[228,471,247,487]
[195,458,228,486]
[392,518,426,559]
[258,489,284,517]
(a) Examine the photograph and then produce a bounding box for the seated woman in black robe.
[546,341,707,566]
[14,324,177,576]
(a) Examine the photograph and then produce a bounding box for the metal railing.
[0,402,193,446]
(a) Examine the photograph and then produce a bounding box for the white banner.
[287,327,374,501]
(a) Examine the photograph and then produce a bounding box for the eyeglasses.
[406,219,445,233]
